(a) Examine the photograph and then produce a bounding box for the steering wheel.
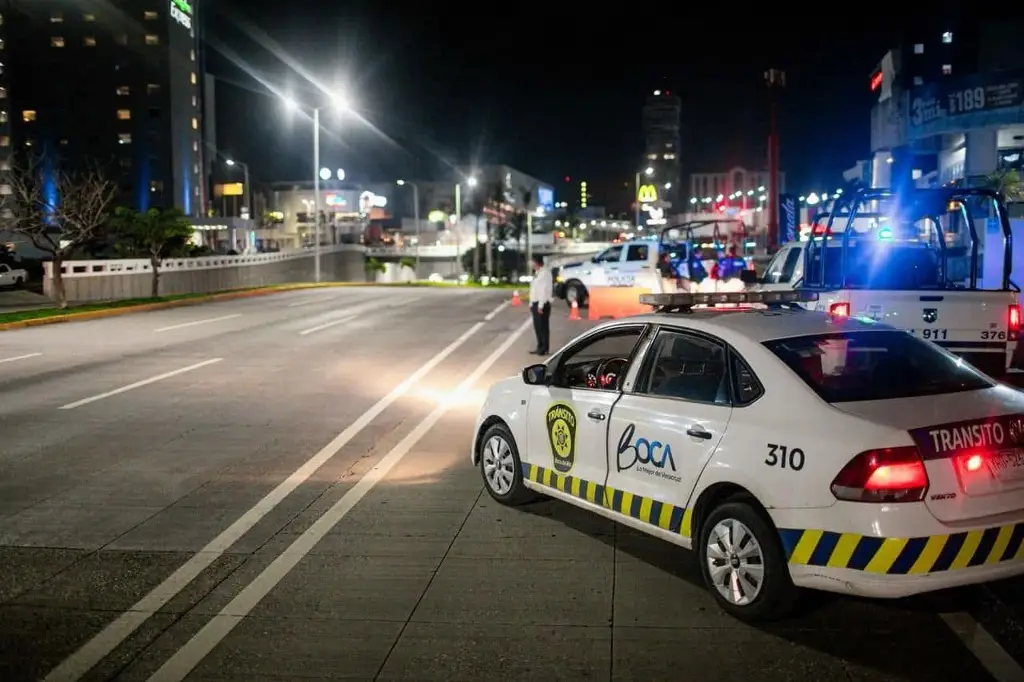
[594,357,628,389]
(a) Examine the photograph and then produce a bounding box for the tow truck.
[746,186,1020,376]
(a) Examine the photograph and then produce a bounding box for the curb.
[0,282,360,332]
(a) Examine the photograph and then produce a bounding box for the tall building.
[0,0,205,215]
[641,87,681,209]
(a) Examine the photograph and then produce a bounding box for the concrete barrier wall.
[44,246,367,303]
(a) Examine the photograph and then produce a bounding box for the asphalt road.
[0,287,1022,682]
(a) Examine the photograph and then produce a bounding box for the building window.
[914,43,924,54]
[118,133,132,144]
[0,88,6,99]
[191,95,197,106]
[83,36,96,47]
[942,64,953,75]
[190,49,195,61]
[0,160,9,171]
[0,38,5,50]
[59,138,68,145]
[942,31,953,44]
[51,37,65,48]
[190,72,197,85]
[117,86,130,96]
[24,139,33,147]
[22,110,36,122]
[0,111,6,123]
[147,83,160,95]
[191,117,198,130]
[0,184,11,195]
[83,13,96,21]
[117,109,131,120]
[150,180,163,192]
[144,34,159,45]
[144,10,159,20]
[192,141,199,152]
[0,136,8,147]
[50,11,63,23]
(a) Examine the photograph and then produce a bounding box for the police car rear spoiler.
[640,290,818,313]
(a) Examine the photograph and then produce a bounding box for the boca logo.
[616,423,680,482]
[546,403,577,473]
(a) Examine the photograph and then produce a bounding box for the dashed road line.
[0,352,42,364]
[154,314,242,332]
[58,359,223,410]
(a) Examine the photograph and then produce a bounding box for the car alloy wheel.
[705,518,764,606]
[482,434,515,496]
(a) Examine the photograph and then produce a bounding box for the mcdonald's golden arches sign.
[637,184,658,203]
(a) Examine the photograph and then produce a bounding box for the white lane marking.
[154,314,242,332]
[0,352,42,364]
[941,612,1024,682]
[297,315,357,336]
[296,297,420,336]
[145,316,532,682]
[41,300,510,682]
[58,359,223,410]
[485,300,509,321]
[287,295,339,307]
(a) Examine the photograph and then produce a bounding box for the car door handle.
[587,409,606,421]
[686,426,712,440]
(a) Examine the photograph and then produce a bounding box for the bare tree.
[0,158,117,308]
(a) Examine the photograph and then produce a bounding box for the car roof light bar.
[640,290,819,313]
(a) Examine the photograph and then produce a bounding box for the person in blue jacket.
[717,245,748,280]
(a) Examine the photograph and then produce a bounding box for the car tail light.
[961,451,985,473]
[831,446,929,503]
[1009,304,1020,341]
[829,302,850,317]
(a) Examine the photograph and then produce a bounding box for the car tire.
[13,277,22,288]
[565,281,588,309]
[697,498,799,622]
[478,422,535,506]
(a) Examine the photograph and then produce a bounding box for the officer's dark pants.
[531,302,551,353]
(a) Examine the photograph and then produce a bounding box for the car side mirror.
[522,364,548,385]
[739,269,758,285]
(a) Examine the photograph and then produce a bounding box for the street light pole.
[313,107,321,283]
[454,183,461,276]
[398,179,420,276]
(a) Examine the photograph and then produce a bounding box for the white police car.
[470,290,1024,621]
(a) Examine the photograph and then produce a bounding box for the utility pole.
[765,68,785,253]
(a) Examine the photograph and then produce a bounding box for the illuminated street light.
[467,176,478,188]
[806,192,820,205]
[644,167,654,176]
[281,90,353,283]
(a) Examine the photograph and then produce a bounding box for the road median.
[0,280,523,331]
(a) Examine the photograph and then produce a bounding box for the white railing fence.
[44,245,364,279]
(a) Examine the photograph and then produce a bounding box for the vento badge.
[545,403,577,474]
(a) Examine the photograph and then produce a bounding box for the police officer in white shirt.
[528,254,553,355]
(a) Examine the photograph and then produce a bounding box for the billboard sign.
[170,0,192,28]
[909,69,1024,136]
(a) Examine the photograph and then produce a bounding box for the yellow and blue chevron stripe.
[780,524,1024,575]
[522,462,694,538]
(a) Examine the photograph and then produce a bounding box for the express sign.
[170,0,192,29]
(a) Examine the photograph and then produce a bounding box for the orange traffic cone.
[511,290,521,306]
[569,300,580,321]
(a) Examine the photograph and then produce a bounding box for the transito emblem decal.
[922,308,938,324]
[545,403,577,474]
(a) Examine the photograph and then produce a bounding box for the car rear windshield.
[763,330,993,403]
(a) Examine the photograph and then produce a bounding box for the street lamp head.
[282,96,299,112]
[467,177,478,188]
[396,179,406,186]
[331,92,350,112]
[644,167,654,176]
[225,159,236,166]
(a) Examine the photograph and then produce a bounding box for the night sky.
[207,2,900,211]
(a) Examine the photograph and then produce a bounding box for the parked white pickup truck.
[0,263,27,288]
[747,187,1020,377]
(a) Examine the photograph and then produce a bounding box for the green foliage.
[460,244,526,280]
[364,257,387,276]
[398,256,416,270]
[984,169,1024,202]
[108,207,194,261]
